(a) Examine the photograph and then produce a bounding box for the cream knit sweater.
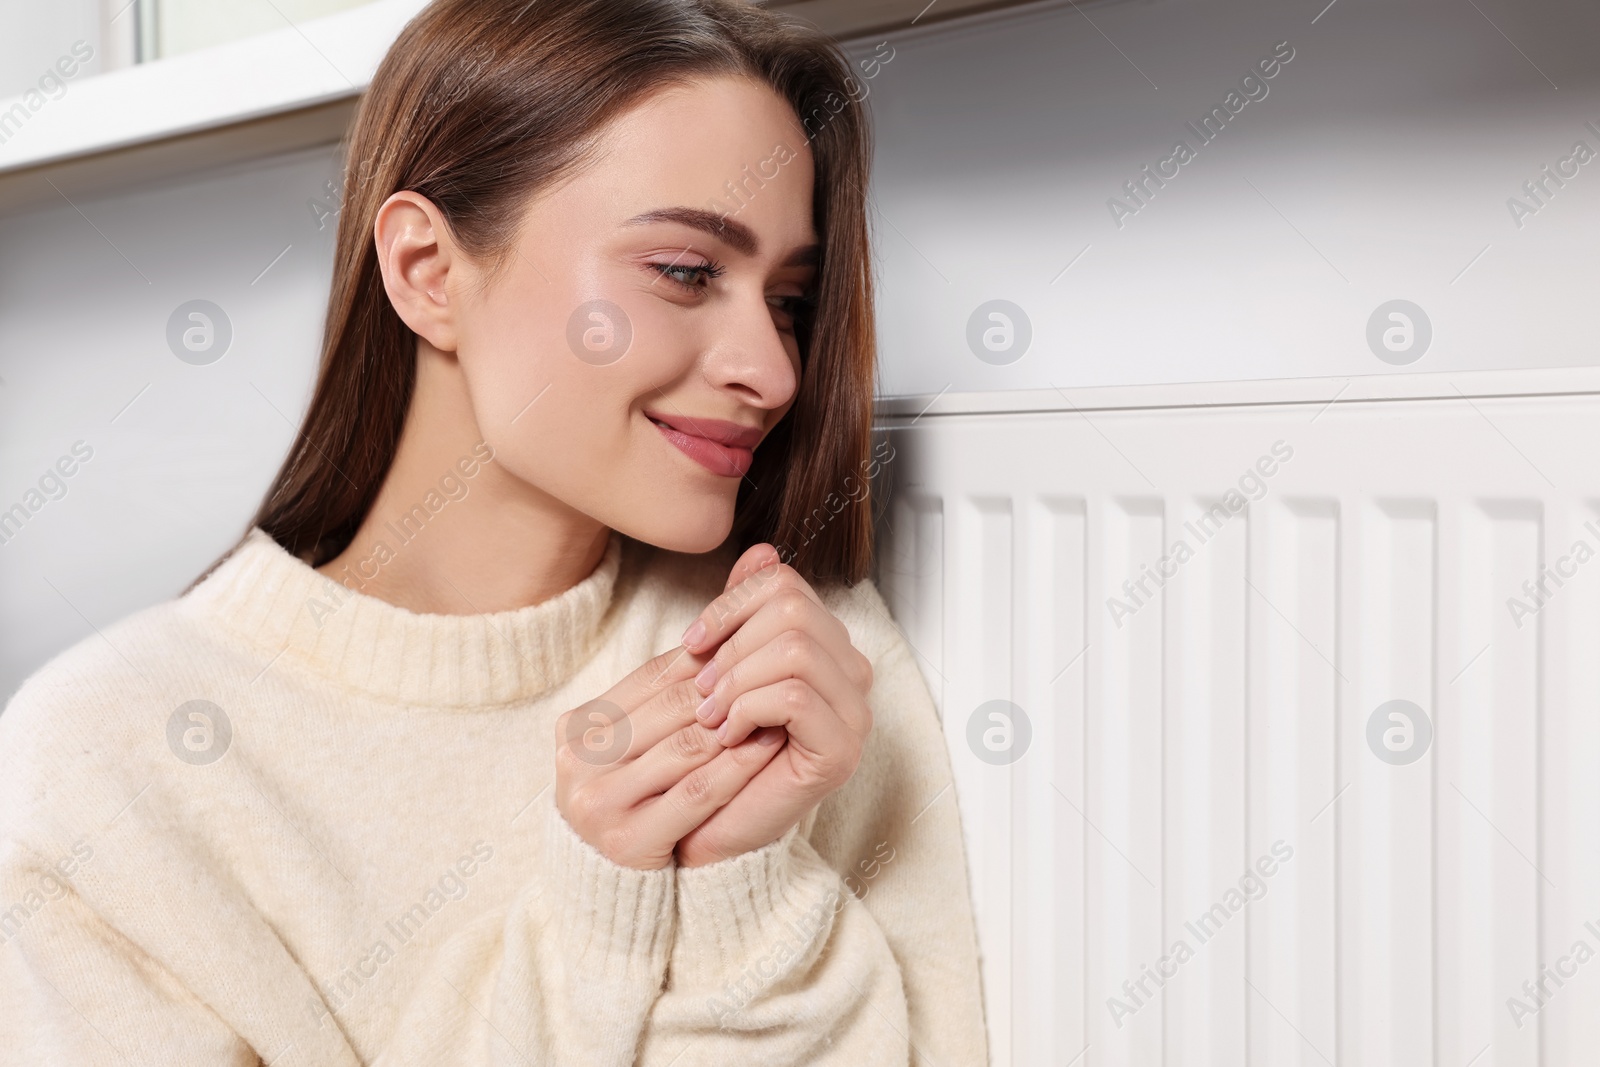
[0,526,987,1065]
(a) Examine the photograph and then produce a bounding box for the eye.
[768,292,819,332]
[650,259,725,290]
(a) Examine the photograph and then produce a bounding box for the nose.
[698,293,800,413]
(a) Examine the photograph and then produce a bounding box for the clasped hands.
[554,542,874,870]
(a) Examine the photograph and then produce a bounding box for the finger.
[715,676,860,761]
[675,749,798,863]
[700,627,869,738]
[680,553,823,654]
[617,676,716,759]
[633,727,788,844]
[555,646,710,768]
[598,644,708,714]
[617,719,729,799]
[691,588,871,706]
[722,542,784,594]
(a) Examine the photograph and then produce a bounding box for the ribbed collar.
[186,526,626,708]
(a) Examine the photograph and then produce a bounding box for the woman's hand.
[553,641,788,870]
[673,543,875,868]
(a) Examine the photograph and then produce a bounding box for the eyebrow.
[624,206,820,268]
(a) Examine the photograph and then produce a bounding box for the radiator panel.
[875,392,1600,1066]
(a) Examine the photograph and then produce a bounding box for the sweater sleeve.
[374,795,676,1065]
[799,630,991,1067]
[631,627,990,1067]
[377,793,909,1067]
[0,840,256,1066]
[631,818,911,1066]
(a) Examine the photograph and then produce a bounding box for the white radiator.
[873,368,1600,1067]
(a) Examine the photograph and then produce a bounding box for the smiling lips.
[645,410,762,478]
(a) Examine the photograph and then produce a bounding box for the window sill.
[0,0,1037,217]
[0,0,427,213]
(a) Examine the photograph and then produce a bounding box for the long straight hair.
[187,0,880,595]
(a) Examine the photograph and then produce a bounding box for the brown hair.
[188,0,880,595]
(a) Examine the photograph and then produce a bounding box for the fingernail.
[694,661,717,692]
[716,722,728,742]
[681,619,706,647]
[695,694,715,722]
[758,728,782,746]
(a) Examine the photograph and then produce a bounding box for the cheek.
[466,348,629,488]
[456,288,687,493]
[451,251,740,547]
[458,294,569,430]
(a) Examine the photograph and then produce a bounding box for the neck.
[315,340,610,615]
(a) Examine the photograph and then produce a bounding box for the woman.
[0,0,986,1063]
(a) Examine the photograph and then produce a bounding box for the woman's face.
[437,74,818,555]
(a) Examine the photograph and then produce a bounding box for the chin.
[614,505,736,557]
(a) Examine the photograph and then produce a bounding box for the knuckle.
[596,824,636,863]
[716,626,745,663]
[679,767,715,806]
[774,588,810,621]
[781,677,813,711]
[856,652,874,691]
[746,564,792,601]
[723,584,750,614]
[554,738,582,777]
[722,656,746,694]
[669,725,711,761]
[821,749,860,788]
[646,646,696,687]
[777,630,814,668]
[793,758,838,794]
[745,561,779,591]
[566,782,602,824]
[647,646,680,674]
[662,679,701,723]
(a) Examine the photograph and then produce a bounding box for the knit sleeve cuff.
[669,822,847,992]
[536,796,676,985]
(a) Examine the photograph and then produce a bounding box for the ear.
[373,191,464,352]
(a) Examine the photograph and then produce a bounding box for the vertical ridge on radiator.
[1338,499,1436,1064]
[952,494,1015,1064]
[1023,496,1088,1064]
[1247,497,1340,1065]
[1541,498,1600,1064]
[1086,496,1165,1065]
[1163,491,1249,1063]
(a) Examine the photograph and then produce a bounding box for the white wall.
[0,146,343,699]
[865,0,1600,394]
